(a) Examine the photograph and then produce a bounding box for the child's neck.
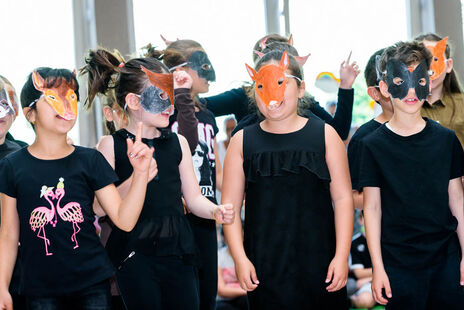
[374,110,392,124]
[429,83,444,104]
[0,134,6,145]
[29,131,73,159]
[126,122,161,139]
[388,112,426,136]
[261,113,306,134]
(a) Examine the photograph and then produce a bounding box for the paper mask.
[0,78,15,119]
[425,37,448,80]
[385,59,430,101]
[32,71,78,120]
[140,66,173,114]
[188,51,216,82]
[246,51,289,109]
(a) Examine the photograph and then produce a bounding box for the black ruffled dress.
[242,117,348,309]
[105,129,197,267]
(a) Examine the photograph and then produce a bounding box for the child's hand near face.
[339,51,360,89]
[126,122,156,175]
[173,70,193,89]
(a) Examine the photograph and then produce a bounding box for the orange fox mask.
[246,51,290,109]
[32,71,78,120]
[426,37,448,80]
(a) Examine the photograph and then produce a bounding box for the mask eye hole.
[48,95,56,100]
[201,64,211,70]
[277,78,284,85]
[257,84,263,90]
[434,57,438,61]
[159,91,168,100]
[393,77,404,85]
[418,78,427,86]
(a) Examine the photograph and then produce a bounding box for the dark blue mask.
[188,51,216,82]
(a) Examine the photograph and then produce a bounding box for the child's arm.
[173,70,198,153]
[215,138,223,192]
[363,186,392,305]
[94,123,154,231]
[222,130,259,291]
[0,194,19,309]
[353,268,373,279]
[353,190,364,209]
[94,134,157,217]
[178,134,233,223]
[448,177,464,286]
[324,125,354,292]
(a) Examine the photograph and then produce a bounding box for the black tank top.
[242,117,337,306]
[105,129,196,266]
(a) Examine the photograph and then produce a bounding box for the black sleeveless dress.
[105,129,197,266]
[242,117,348,309]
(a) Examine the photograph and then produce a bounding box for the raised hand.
[126,122,155,175]
[173,70,193,89]
[213,203,234,224]
[339,51,360,89]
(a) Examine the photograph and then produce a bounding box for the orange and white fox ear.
[245,64,257,81]
[436,36,448,54]
[280,51,289,70]
[32,71,45,92]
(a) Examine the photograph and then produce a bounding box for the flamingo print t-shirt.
[0,146,118,296]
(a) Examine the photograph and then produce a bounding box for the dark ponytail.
[80,48,170,111]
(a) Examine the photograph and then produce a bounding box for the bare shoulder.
[96,134,114,152]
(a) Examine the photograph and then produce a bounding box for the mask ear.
[32,71,45,92]
[245,64,257,81]
[254,50,265,59]
[280,51,289,70]
[436,37,448,55]
[295,53,310,66]
[288,34,294,46]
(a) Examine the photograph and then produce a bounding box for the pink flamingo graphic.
[54,178,84,249]
[29,186,57,256]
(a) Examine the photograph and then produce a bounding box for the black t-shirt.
[0,139,22,160]
[0,146,118,296]
[347,119,382,191]
[350,233,372,272]
[171,108,219,203]
[359,118,463,269]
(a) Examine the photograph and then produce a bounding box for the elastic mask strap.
[169,62,189,72]
[284,73,302,83]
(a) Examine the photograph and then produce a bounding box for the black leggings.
[116,253,199,310]
[188,214,218,310]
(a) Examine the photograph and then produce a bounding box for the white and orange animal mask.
[32,71,78,120]
[246,51,290,110]
[425,37,448,80]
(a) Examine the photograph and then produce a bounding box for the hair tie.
[118,62,125,68]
